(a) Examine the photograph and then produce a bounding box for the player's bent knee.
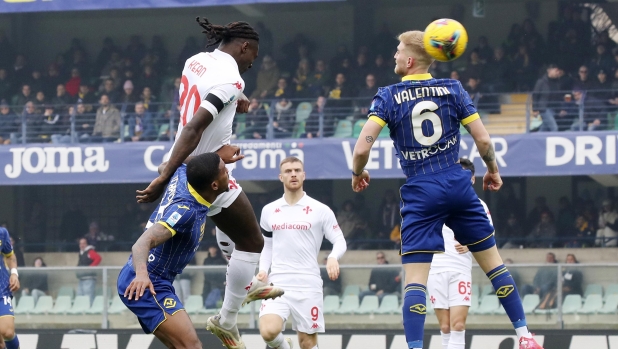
[439,324,451,334]
[451,320,466,332]
[259,327,280,342]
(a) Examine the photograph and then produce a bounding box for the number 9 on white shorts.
[259,291,325,334]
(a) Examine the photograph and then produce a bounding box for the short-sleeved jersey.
[430,199,492,276]
[368,74,480,177]
[0,228,14,297]
[260,193,343,292]
[129,165,210,282]
[170,49,245,159]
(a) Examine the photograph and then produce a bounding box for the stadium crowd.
[0,5,616,144]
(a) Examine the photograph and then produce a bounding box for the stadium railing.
[2,90,616,144]
[17,234,617,253]
[12,263,618,330]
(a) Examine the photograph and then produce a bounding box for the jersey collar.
[188,183,212,208]
[212,49,239,68]
[281,191,308,206]
[402,73,433,81]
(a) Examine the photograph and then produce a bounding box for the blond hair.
[398,30,434,68]
[279,156,303,169]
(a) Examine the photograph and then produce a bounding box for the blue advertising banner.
[0,0,341,14]
[0,131,616,185]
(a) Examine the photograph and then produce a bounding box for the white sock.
[219,249,259,329]
[447,330,465,349]
[515,326,531,340]
[265,333,290,349]
[440,331,451,349]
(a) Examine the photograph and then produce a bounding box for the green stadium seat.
[475,295,499,314]
[334,295,359,314]
[357,295,379,314]
[378,125,390,138]
[184,295,204,315]
[605,284,618,300]
[333,120,352,138]
[471,284,479,298]
[562,294,582,314]
[579,294,603,314]
[292,121,306,138]
[157,123,170,141]
[481,284,494,298]
[323,295,340,315]
[199,307,220,315]
[86,296,104,315]
[67,296,91,315]
[50,296,72,314]
[598,294,618,314]
[522,294,540,314]
[235,122,246,139]
[295,102,312,123]
[353,120,366,138]
[239,300,261,314]
[396,301,403,315]
[108,295,127,314]
[30,296,53,315]
[343,285,361,296]
[57,286,74,299]
[584,284,603,299]
[468,295,479,314]
[376,295,399,315]
[494,304,506,315]
[14,296,34,315]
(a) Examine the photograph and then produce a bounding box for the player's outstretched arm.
[125,224,173,300]
[464,119,503,192]
[137,109,214,203]
[351,120,382,192]
[4,253,19,292]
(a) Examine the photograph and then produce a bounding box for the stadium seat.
[584,284,603,299]
[239,300,261,314]
[184,295,204,315]
[579,294,603,314]
[481,284,494,298]
[378,125,390,138]
[342,285,361,296]
[605,284,618,300]
[50,296,72,314]
[14,296,35,315]
[86,296,104,315]
[353,120,365,138]
[468,295,479,314]
[356,295,379,314]
[235,122,246,139]
[471,284,479,298]
[598,294,618,314]
[376,295,399,315]
[323,295,340,315]
[67,295,91,315]
[296,102,312,123]
[334,295,359,314]
[333,120,352,138]
[494,305,506,315]
[30,296,53,315]
[562,294,582,314]
[157,123,170,141]
[522,294,540,314]
[199,307,219,315]
[57,286,75,299]
[475,295,499,314]
[108,296,127,314]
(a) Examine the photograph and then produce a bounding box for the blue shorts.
[117,264,184,334]
[399,165,495,263]
[0,295,14,318]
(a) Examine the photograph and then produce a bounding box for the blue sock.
[487,264,528,329]
[5,335,19,349]
[402,283,427,349]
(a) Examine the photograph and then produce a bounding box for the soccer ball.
[423,18,468,62]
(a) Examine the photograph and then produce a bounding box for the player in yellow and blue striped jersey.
[351,30,543,349]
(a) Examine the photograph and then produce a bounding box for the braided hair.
[196,17,259,48]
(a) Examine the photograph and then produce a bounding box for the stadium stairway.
[485,93,530,135]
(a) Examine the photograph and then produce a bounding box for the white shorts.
[427,271,472,309]
[207,173,242,216]
[259,290,325,334]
